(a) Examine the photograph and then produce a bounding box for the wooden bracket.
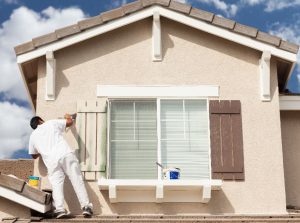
[156,182,164,203]
[45,51,56,100]
[109,184,117,203]
[201,185,211,203]
[260,51,271,101]
[152,11,162,61]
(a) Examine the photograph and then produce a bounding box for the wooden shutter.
[76,99,107,180]
[209,100,244,180]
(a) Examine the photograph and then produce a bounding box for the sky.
[0,0,299,159]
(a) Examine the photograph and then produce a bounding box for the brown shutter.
[209,100,245,180]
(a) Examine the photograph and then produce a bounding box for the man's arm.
[64,114,73,127]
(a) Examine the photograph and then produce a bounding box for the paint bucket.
[163,168,180,180]
[28,176,40,189]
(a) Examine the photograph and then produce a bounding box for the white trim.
[259,51,271,101]
[206,99,212,180]
[280,96,300,110]
[97,85,219,98]
[16,6,297,64]
[152,11,162,61]
[45,51,56,100]
[0,186,51,213]
[106,101,111,179]
[17,63,35,112]
[98,179,222,203]
[157,98,162,180]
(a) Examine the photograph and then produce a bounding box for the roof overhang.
[16,5,298,112]
[16,6,298,64]
[280,95,300,110]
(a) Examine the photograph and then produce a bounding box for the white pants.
[48,152,91,212]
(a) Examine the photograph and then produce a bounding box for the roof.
[14,0,299,56]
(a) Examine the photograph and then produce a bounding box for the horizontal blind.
[110,100,157,179]
[160,99,210,180]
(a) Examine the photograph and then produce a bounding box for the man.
[28,114,93,218]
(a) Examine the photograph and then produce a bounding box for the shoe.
[82,205,93,217]
[55,209,68,219]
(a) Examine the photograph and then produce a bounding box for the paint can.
[28,176,40,189]
[163,168,181,180]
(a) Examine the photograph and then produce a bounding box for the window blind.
[110,100,157,179]
[160,100,210,180]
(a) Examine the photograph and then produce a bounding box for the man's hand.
[31,154,40,159]
[64,113,73,127]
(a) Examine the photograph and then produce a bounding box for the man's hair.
[30,116,43,130]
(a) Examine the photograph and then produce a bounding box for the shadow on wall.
[99,190,234,215]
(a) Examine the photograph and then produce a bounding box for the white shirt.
[29,119,73,173]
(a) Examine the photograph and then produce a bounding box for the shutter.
[76,99,107,180]
[209,100,244,180]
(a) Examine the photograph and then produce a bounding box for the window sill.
[98,179,222,203]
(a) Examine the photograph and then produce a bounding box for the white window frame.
[106,97,212,181]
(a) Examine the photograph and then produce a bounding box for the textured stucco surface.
[34,18,286,215]
[281,111,300,208]
[0,159,33,220]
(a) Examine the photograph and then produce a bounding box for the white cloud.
[0,101,32,159]
[269,19,300,90]
[0,6,86,101]
[194,0,238,17]
[0,6,87,157]
[241,0,300,12]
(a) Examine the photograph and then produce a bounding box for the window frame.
[106,97,212,180]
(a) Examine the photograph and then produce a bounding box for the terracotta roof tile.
[14,0,299,56]
[279,40,300,54]
[256,31,281,46]
[142,0,170,7]
[78,15,103,30]
[168,0,191,14]
[32,32,57,47]
[233,23,258,38]
[101,7,125,22]
[55,24,81,39]
[212,15,235,29]
[123,0,144,14]
[14,41,34,55]
[189,7,214,22]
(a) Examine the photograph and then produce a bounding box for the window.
[109,99,210,180]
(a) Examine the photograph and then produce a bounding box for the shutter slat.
[84,112,97,171]
[210,114,222,173]
[76,112,87,169]
[96,113,107,172]
[220,114,234,172]
[231,114,244,173]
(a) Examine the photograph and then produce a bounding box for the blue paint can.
[163,168,181,180]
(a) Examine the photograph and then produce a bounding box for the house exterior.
[10,0,300,218]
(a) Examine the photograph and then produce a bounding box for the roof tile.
[256,31,281,46]
[279,40,300,54]
[55,24,80,39]
[212,15,235,29]
[168,0,191,14]
[101,7,125,22]
[233,23,257,38]
[32,32,57,47]
[142,0,170,7]
[78,15,103,30]
[189,7,214,22]
[123,0,144,14]
[14,41,34,55]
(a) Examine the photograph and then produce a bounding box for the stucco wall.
[34,18,286,215]
[281,111,300,208]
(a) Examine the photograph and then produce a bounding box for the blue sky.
[0,0,299,159]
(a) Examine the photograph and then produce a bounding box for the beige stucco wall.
[281,111,300,208]
[34,18,286,215]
